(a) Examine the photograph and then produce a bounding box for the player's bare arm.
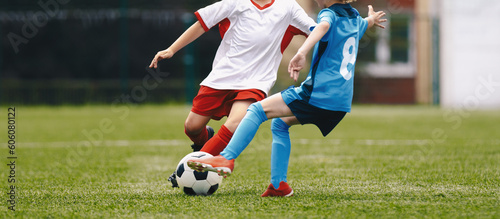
[288,21,330,81]
[149,21,205,69]
[365,5,386,29]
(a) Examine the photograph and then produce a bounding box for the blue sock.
[220,102,268,160]
[270,118,291,189]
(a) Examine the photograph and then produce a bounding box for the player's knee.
[184,120,203,135]
[247,102,269,123]
[247,102,262,114]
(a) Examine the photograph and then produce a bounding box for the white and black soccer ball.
[175,151,223,196]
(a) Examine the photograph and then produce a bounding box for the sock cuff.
[218,125,233,143]
[248,102,268,123]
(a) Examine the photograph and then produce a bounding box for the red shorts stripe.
[191,86,266,120]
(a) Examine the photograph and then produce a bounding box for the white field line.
[295,139,431,146]
[297,139,500,146]
[7,139,191,148]
[5,138,500,148]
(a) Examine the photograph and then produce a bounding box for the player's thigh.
[184,111,211,134]
[224,100,254,132]
[261,93,294,119]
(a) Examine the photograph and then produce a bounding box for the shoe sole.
[187,161,232,178]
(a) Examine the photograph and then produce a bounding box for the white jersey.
[195,0,316,95]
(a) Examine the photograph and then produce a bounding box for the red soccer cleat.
[187,155,234,178]
[261,181,294,197]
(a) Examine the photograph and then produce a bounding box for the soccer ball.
[175,151,223,196]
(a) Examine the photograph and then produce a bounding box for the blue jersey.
[294,4,368,112]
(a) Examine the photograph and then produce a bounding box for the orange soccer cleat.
[187,155,234,178]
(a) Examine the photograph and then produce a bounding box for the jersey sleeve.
[358,16,369,38]
[290,1,316,36]
[195,0,237,32]
[317,9,336,42]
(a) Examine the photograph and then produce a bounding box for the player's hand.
[368,5,387,29]
[149,49,174,69]
[288,53,306,82]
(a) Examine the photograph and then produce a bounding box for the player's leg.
[200,100,253,156]
[224,100,256,132]
[189,100,267,176]
[186,85,234,151]
[189,93,293,176]
[262,101,347,196]
[169,111,212,188]
[260,93,295,119]
[261,116,300,197]
[184,111,214,151]
[219,93,293,159]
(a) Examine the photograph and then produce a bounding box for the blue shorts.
[281,87,346,136]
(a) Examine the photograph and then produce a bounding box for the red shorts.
[191,86,266,120]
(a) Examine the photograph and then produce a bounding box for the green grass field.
[1,105,499,218]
